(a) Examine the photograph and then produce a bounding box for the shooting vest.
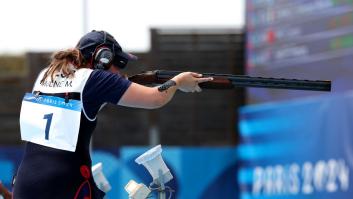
[19,67,93,152]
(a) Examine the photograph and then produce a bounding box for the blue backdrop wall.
[238,91,353,199]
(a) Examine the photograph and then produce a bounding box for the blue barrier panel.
[0,147,24,189]
[92,147,238,199]
[0,146,237,199]
[238,92,353,199]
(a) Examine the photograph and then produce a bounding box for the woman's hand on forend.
[173,72,213,93]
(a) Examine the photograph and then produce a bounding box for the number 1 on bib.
[43,113,53,140]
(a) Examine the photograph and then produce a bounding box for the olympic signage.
[238,91,353,199]
[251,159,349,196]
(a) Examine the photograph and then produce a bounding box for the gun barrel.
[155,70,331,91]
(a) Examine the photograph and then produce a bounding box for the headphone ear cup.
[94,48,113,70]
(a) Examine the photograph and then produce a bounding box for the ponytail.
[41,48,87,83]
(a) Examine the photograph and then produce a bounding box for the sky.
[0,0,244,54]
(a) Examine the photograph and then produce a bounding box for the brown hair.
[40,48,88,83]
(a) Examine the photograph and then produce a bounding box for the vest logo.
[40,72,75,88]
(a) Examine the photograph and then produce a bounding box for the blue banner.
[238,92,353,199]
[23,93,81,111]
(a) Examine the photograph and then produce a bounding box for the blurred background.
[1,0,353,198]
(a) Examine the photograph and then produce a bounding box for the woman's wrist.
[171,76,181,89]
[157,79,177,92]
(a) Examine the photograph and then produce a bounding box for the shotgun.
[128,70,331,91]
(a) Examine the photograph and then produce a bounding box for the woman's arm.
[118,72,213,109]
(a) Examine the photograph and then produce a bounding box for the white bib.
[20,68,93,152]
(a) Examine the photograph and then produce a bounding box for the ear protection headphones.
[93,46,114,70]
[91,31,129,70]
[92,31,114,70]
